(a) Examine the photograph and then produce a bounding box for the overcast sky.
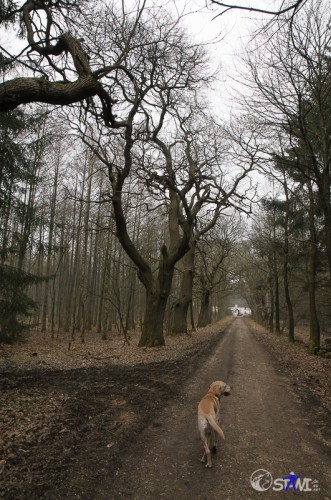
[170,0,272,119]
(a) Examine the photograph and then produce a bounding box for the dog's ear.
[223,384,231,396]
[210,381,225,397]
[209,381,220,395]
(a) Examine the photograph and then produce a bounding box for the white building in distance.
[230,304,252,316]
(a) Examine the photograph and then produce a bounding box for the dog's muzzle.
[223,385,231,396]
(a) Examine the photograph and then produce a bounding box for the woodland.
[0,0,330,352]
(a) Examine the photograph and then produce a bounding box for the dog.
[197,380,231,468]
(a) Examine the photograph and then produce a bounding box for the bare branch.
[209,0,306,18]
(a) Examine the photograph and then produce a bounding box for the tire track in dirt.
[94,318,331,500]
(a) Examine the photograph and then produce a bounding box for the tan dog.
[197,380,231,468]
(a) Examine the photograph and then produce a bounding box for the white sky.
[181,2,248,117]
[177,0,277,119]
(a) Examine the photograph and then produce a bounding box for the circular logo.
[250,469,273,492]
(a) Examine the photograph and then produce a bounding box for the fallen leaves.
[245,318,331,412]
[0,317,234,372]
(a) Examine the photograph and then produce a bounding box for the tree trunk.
[41,156,59,333]
[125,272,136,332]
[98,228,113,337]
[273,233,281,334]
[307,182,320,351]
[0,179,13,263]
[64,178,79,333]
[172,243,196,334]
[283,259,294,342]
[321,166,331,282]
[67,173,84,338]
[283,177,294,343]
[268,278,274,333]
[55,204,68,332]
[138,256,174,347]
[198,290,211,327]
[190,300,197,331]
[324,209,331,282]
[79,154,93,343]
[138,292,168,347]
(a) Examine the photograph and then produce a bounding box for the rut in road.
[95,319,331,500]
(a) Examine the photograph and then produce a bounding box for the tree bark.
[268,275,274,333]
[272,214,281,334]
[283,177,295,343]
[79,154,93,343]
[138,259,174,347]
[322,183,331,281]
[41,153,59,333]
[307,182,320,351]
[172,242,196,334]
[198,290,211,328]
[0,76,102,113]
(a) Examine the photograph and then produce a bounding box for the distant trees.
[0,119,138,342]
[171,115,257,334]
[196,221,237,327]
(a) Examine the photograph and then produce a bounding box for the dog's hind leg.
[211,429,218,454]
[198,419,213,467]
[200,431,213,468]
[202,438,212,468]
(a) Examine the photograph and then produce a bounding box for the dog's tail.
[206,415,225,440]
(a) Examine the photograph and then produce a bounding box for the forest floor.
[0,317,330,499]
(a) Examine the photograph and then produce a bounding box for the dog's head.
[209,380,231,398]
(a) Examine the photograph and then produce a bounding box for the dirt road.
[94,318,330,500]
[1,319,330,499]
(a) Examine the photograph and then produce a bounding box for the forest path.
[95,318,330,499]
